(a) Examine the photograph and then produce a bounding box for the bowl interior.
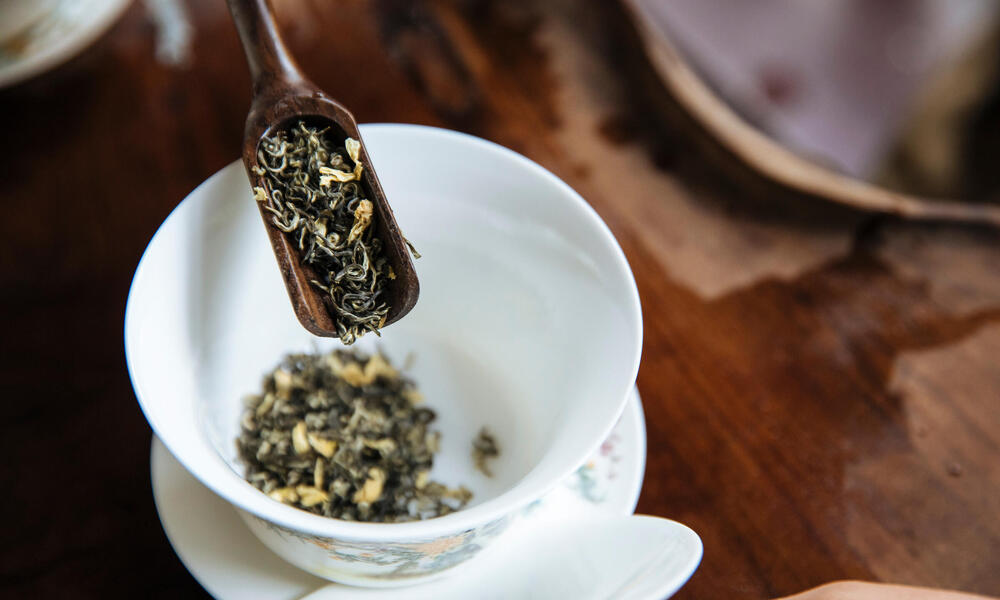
[126,124,641,536]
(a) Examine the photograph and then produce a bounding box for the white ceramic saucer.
[0,0,132,88]
[152,389,648,600]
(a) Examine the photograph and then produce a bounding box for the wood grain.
[0,1,998,598]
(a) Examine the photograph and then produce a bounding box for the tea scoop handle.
[226,0,308,96]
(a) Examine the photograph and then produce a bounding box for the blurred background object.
[624,0,1000,224]
[0,0,132,88]
[0,0,56,43]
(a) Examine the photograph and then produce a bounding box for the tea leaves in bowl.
[237,349,473,523]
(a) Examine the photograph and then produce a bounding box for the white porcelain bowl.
[125,124,642,587]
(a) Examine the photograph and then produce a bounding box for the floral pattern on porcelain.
[566,431,623,504]
[519,425,626,522]
[247,513,509,581]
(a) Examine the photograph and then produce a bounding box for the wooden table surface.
[2,1,998,598]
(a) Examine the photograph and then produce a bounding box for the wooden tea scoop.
[226,0,418,338]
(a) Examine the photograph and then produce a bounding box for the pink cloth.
[631,0,998,177]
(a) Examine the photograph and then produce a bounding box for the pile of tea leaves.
[253,122,400,345]
[237,349,471,522]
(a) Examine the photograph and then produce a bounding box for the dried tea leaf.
[273,369,294,399]
[307,432,337,458]
[296,485,330,507]
[363,437,397,455]
[314,457,325,489]
[318,166,356,186]
[472,428,500,478]
[347,199,373,243]
[352,467,386,504]
[337,361,366,387]
[345,138,361,163]
[363,352,397,381]
[404,236,421,259]
[255,393,275,417]
[401,388,423,404]
[269,487,299,504]
[292,421,310,455]
[241,411,256,432]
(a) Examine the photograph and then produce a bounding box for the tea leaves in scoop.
[254,122,400,345]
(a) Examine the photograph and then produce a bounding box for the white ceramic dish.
[0,0,55,43]
[0,0,131,88]
[126,124,643,586]
[151,389,652,600]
